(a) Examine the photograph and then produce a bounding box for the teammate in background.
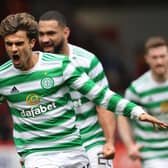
[118,36,168,168]
[38,10,115,168]
[0,13,167,168]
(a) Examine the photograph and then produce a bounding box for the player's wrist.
[131,106,147,120]
[105,138,115,145]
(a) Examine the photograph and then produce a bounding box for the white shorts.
[87,146,113,168]
[24,149,90,168]
[142,158,168,168]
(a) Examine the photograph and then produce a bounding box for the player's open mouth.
[12,54,20,65]
[12,54,20,61]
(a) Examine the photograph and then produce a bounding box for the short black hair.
[39,10,67,27]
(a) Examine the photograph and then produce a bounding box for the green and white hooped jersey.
[68,44,109,150]
[125,71,168,161]
[0,51,144,158]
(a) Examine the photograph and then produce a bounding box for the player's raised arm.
[63,59,168,128]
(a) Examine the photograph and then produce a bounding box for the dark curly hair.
[0,12,38,39]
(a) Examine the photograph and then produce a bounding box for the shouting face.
[4,30,36,70]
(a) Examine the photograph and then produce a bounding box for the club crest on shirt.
[41,76,54,89]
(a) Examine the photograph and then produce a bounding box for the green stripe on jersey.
[126,71,168,161]
[19,137,82,158]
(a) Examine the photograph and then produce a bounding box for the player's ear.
[64,26,70,39]
[30,38,36,49]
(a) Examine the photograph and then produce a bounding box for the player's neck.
[152,72,168,83]
[25,53,39,70]
[59,43,69,57]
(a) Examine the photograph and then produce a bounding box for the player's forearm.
[117,115,135,149]
[96,106,116,144]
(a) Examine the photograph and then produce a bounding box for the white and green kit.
[68,44,112,167]
[0,51,144,159]
[125,71,168,162]
[68,44,109,151]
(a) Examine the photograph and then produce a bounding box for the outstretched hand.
[139,113,168,128]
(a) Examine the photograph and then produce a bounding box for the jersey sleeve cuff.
[131,106,147,120]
